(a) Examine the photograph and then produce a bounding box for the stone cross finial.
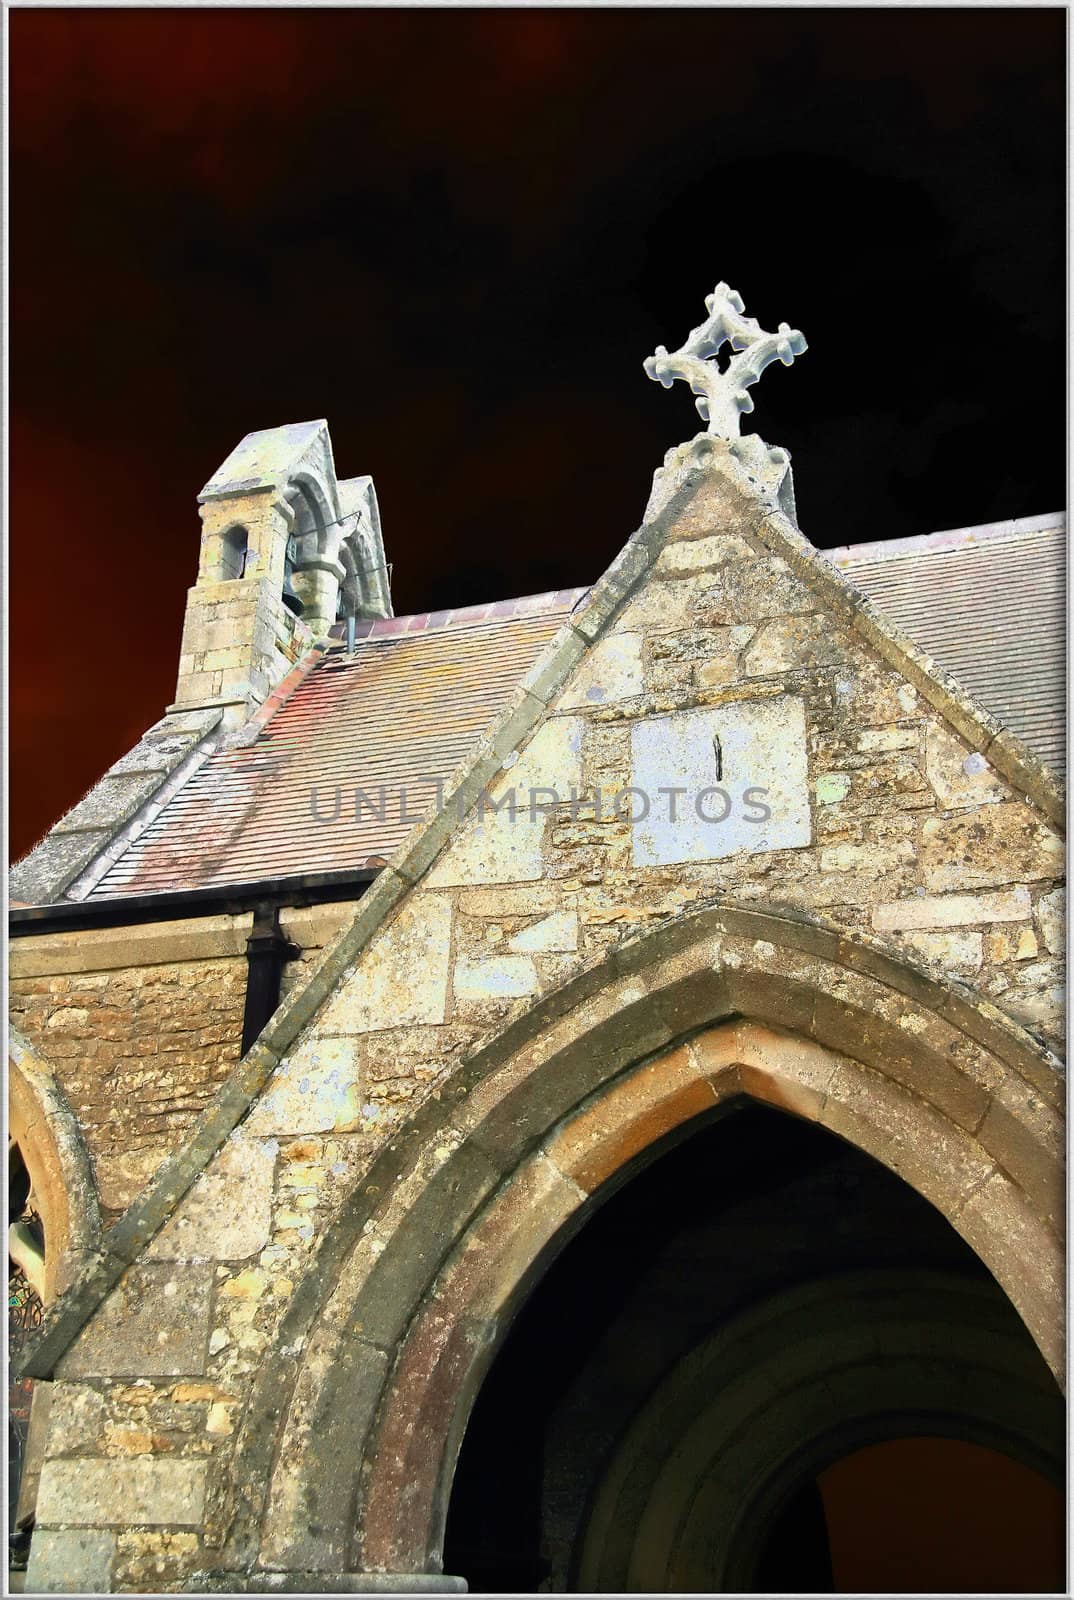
[644,282,807,438]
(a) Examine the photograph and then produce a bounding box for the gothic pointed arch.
[210,901,1062,1580]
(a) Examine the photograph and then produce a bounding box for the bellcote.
[173,419,392,725]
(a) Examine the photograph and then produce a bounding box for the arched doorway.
[442,1105,1064,1593]
[229,906,1062,1587]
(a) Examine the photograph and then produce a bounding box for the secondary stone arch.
[574,1269,1064,1593]
[221,902,1063,1582]
[8,1028,102,1301]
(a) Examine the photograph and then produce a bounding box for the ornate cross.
[644,282,807,439]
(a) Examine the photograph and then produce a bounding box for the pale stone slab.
[459,885,560,918]
[820,841,914,873]
[873,888,1032,933]
[317,894,453,1031]
[898,930,984,974]
[741,615,833,676]
[1036,887,1065,958]
[58,1264,212,1379]
[815,772,850,805]
[630,696,811,867]
[10,913,252,978]
[427,718,584,887]
[924,722,1009,808]
[611,574,712,633]
[245,1037,361,1136]
[507,910,579,954]
[36,1457,207,1527]
[25,1529,116,1592]
[146,1137,278,1261]
[654,534,744,577]
[921,804,1064,891]
[279,903,353,950]
[856,726,919,753]
[47,1383,107,1452]
[454,955,538,1002]
[557,634,643,709]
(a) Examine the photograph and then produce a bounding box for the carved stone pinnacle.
[644,281,807,439]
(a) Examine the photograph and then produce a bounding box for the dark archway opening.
[443,1102,1064,1593]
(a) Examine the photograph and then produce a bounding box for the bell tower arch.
[174,419,392,725]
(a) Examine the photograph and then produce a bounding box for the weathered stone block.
[458,885,560,918]
[1002,970,1066,1040]
[819,1061,995,1215]
[557,633,643,709]
[956,1169,1063,1380]
[855,725,920,753]
[696,653,743,689]
[57,1264,212,1379]
[50,772,164,836]
[690,554,815,621]
[872,888,1032,932]
[742,614,844,676]
[449,981,678,1169]
[36,1457,207,1527]
[454,954,538,1002]
[279,904,353,951]
[897,929,983,974]
[920,804,1063,892]
[95,1146,170,1214]
[259,1341,391,1572]
[546,1043,718,1193]
[25,1529,117,1592]
[814,772,850,805]
[820,840,913,873]
[317,894,453,1031]
[46,1383,107,1454]
[245,1037,361,1136]
[717,1023,842,1124]
[146,1137,277,1261]
[924,722,1010,808]
[9,831,112,905]
[1035,886,1064,957]
[10,914,252,979]
[427,717,584,887]
[507,910,579,954]
[609,575,712,633]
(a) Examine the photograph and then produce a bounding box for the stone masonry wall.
[23,458,1066,1593]
[10,922,251,1219]
[173,577,310,722]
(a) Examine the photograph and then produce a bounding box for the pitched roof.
[75,513,1066,902]
[85,591,587,899]
[827,513,1065,777]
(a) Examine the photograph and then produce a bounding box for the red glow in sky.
[9,9,1064,861]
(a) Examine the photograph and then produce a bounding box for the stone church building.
[8,286,1066,1594]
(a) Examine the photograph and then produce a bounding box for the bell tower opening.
[220,525,249,580]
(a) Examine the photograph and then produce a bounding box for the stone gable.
[13,441,1065,1595]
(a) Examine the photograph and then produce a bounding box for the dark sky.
[9,7,1065,862]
